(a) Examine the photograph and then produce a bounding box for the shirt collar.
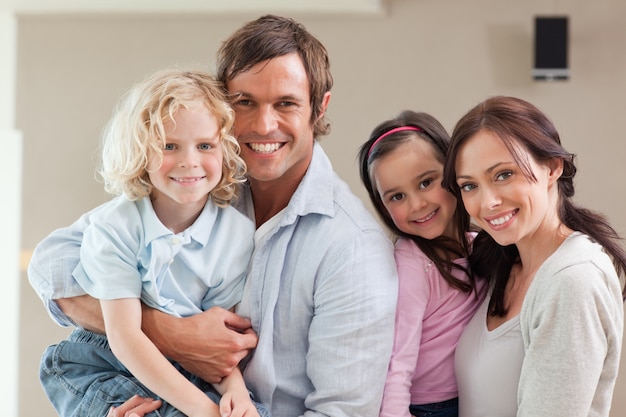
[286,141,335,219]
[138,196,216,247]
[236,142,336,225]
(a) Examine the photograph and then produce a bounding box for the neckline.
[482,232,582,334]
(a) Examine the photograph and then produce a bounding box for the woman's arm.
[519,261,623,416]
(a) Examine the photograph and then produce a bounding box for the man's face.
[226,53,320,188]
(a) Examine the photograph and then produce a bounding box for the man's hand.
[106,395,161,417]
[142,305,258,383]
[57,295,258,383]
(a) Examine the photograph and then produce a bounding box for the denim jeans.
[40,328,271,417]
[409,397,458,417]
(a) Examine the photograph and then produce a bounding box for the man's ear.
[317,92,331,120]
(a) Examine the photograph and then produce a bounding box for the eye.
[233,98,253,107]
[495,170,513,181]
[419,179,433,190]
[278,101,296,107]
[163,143,176,151]
[458,182,476,192]
[389,193,405,202]
[198,143,213,151]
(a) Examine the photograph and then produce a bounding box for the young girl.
[358,110,487,417]
[40,69,269,417]
[443,96,625,417]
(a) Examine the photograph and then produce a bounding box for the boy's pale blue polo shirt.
[73,195,254,316]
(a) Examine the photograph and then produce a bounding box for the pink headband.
[367,126,423,158]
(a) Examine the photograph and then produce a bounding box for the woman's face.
[372,139,458,240]
[454,129,559,247]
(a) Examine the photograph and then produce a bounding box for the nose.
[480,185,502,211]
[178,148,199,168]
[408,193,428,213]
[250,105,279,136]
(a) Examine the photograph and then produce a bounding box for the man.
[29,15,398,417]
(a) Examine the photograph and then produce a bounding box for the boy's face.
[148,105,222,217]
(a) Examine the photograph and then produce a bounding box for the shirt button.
[171,238,180,245]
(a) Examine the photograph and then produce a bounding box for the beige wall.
[17,0,626,415]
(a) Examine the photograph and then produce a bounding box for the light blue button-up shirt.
[73,195,254,317]
[235,143,398,417]
[28,143,398,417]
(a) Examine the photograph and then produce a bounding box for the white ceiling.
[1,0,385,15]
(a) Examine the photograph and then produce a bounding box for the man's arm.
[56,295,105,333]
[52,293,257,384]
[306,229,398,417]
[28,210,94,327]
[142,305,258,383]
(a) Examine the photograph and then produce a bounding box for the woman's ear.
[547,158,564,185]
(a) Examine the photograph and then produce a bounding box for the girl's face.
[148,105,223,214]
[454,129,560,247]
[373,139,457,240]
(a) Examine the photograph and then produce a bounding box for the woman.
[442,96,626,417]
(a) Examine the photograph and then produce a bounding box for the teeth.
[489,212,513,226]
[249,143,281,153]
[416,211,436,223]
[172,177,202,183]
